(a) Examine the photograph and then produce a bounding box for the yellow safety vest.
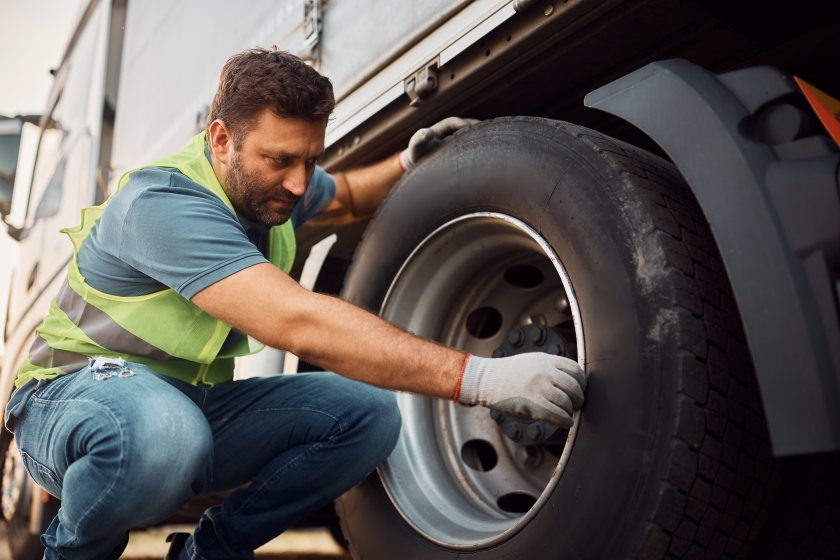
[17,132,296,387]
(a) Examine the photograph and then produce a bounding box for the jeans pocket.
[19,449,62,497]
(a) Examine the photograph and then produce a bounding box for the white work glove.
[399,117,480,171]
[456,353,586,428]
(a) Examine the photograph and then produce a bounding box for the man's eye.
[306,158,320,167]
[273,157,291,167]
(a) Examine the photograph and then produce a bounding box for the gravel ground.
[0,525,351,560]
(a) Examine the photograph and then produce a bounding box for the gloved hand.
[399,117,479,171]
[455,353,586,428]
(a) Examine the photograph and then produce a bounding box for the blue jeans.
[6,361,401,560]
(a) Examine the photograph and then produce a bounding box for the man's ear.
[207,119,233,166]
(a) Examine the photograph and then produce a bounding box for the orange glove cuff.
[396,150,407,172]
[452,353,472,401]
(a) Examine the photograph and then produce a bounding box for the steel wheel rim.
[378,212,585,549]
[2,440,28,521]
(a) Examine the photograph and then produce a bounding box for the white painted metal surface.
[4,0,521,382]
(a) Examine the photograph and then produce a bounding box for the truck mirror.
[0,117,40,239]
[0,117,24,219]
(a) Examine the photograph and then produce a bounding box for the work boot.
[164,532,190,560]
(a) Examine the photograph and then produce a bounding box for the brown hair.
[206,48,335,145]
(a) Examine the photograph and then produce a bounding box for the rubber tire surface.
[336,118,775,559]
[0,434,58,560]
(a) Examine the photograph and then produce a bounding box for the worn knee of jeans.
[132,406,212,486]
[108,400,213,522]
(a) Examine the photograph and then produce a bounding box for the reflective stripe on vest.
[17,132,296,388]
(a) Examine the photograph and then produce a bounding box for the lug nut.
[503,422,522,441]
[529,327,547,345]
[526,422,545,442]
[492,349,505,358]
[508,329,524,347]
[490,409,504,423]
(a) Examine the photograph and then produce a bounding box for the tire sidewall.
[1,433,50,560]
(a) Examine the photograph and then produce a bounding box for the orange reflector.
[795,76,840,148]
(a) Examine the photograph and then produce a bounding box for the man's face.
[223,109,327,227]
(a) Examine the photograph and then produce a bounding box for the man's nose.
[282,164,308,196]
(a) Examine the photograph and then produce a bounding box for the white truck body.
[2,0,520,382]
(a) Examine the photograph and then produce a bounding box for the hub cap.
[2,440,28,521]
[378,213,585,549]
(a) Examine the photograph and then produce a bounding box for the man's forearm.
[330,153,403,220]
[194,263,586,424]
[193,263,465,398]
[284,288,465,398]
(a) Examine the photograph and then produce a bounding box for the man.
[5,49,586,560]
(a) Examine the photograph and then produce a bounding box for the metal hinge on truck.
[405,60,439,107]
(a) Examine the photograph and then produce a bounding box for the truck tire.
[336,117,776,559]
[2,335,60,560]
[1,433,57,560]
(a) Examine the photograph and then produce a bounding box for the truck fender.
[584,59,840,456]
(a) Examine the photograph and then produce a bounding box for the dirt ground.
[0,525,351,560]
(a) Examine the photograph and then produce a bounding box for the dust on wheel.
[1,434,56,560]
[1,335,60,560]
[335,117,776,559]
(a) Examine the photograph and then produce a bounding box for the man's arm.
[192,262,464,397]
[313,117,479,225]
[312,154,404,225]
[193,262,586,427]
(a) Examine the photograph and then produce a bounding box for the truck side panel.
[5,0,112,339]
[110,0,306,181]
[320,0,471,101]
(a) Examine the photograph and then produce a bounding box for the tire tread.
[569,126,776,559]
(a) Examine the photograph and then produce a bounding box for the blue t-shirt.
[4,155,335,423]
[77,162,335,299]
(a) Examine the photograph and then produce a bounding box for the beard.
[224,149,300,227]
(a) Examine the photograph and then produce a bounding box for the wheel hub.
[2,441,27,521]
[377,213,585,549]
[489,323,573,447]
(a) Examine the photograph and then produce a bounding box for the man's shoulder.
[83,164,258,297]
[110,166,228,215]
[120,166,211,196]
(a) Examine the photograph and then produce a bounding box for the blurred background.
[0,2,349,557]
[0,0,87,360]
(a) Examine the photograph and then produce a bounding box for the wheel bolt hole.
[504,265,543,288]
[497,492,537,513]
[466,307,503,339]
[461,439,498,472]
